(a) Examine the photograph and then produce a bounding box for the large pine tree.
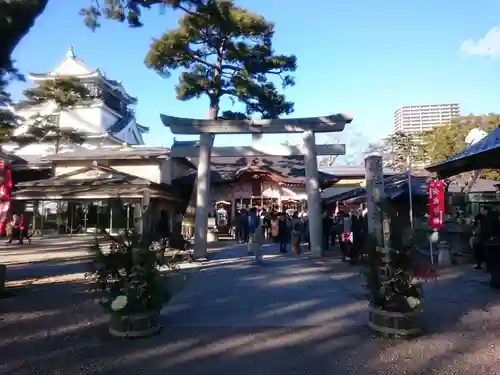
[145,1,296,120]
[14,77,93,153]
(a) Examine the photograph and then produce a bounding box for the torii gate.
[161,113,353,259]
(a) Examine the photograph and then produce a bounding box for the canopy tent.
[426,126,500,178]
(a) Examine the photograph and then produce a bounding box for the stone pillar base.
[207,230,218,243]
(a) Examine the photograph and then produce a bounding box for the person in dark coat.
[322,212,333,251]
[234,211,243,243]
[278,212,289,253]
[241,210,249,243]
[156,210,171,240]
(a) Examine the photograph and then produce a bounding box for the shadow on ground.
[0,243,499,374]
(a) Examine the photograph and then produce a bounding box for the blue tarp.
[426,127,500,178]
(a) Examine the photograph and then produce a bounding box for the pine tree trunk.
[0,0,49,71]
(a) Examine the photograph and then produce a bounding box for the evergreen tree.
[0,68,22,144]
[388,132,428,171]
[14,77,93,153]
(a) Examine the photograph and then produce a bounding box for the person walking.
[247,207,259,255]
[340,211,352,261]
[234,211,243,243]
[19,212,32,244]
[290,211,302,255]
[271,214,279,241]
[241,210,249,243]
[7,213,22,245]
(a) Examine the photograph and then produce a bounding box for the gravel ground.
[1,242,499,374]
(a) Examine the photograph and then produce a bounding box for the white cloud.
[459,27,500,58]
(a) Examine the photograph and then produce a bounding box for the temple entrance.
[281,198,301,213]
[236,197,279,211]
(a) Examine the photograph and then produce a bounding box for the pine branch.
[80,0,205,30]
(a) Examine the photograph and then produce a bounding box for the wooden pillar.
[126,203,131,232]
[133,201,142,235]
[32,201,38,234]
[303,130,323,258]
[364,155,385,246]
[164,157,173,184]
[109,206,113,235]
[193,133,213,259]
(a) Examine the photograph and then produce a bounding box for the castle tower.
[7,46,148,156]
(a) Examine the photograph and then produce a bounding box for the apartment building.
[394,103,460,134]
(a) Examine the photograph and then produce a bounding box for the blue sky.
[9,0,500,160]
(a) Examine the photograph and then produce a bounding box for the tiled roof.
[183,155,338,185]
[319,165,398,178]
[14,164,182,201]
[107,112,134,134]
[44,147,170,161]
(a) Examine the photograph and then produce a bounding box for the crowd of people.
[322,208,368,262]
[232,206,369,261]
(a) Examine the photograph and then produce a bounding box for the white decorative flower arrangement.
[86,230,166,316]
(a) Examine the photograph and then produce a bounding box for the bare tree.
[317,129,366,166]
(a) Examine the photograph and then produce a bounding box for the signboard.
[428,180,445,229]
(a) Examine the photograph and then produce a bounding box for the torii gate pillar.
[193,133,213,259]
[303,130,323,258]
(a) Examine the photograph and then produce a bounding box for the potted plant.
[86,231,167,338]
[363,232,424,337]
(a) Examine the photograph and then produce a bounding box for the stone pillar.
[251,133,264,147]
[364,155,385,246]
[193,133,214,259]
[302,130,323,258]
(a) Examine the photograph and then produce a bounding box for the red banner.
[0,161,13,236]
[428,180,445,229]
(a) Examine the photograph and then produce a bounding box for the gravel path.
[1,242,500,374]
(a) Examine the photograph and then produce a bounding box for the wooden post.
[32,201,38,235]
[126,203,130,232]
[109,206,113,235]
[303,130,323,257]
[70,202,74,236]
[40,201,45,236]
[364,155,385,246]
